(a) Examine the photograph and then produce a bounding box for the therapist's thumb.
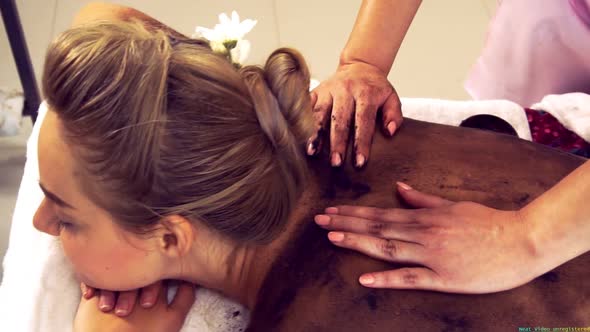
[396,182,453,208]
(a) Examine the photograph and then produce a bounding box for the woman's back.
[248,118,590,331]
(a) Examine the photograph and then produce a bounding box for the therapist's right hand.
[81,281,163,317]
[308,62,403,168]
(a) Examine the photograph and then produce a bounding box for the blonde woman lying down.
[35,4,589,331]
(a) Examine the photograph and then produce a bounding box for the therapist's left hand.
[314,182,541,294]
[74,281,195,332]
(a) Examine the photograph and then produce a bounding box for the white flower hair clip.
[193,11,257,67]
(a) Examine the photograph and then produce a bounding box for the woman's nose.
[33,199,60,236]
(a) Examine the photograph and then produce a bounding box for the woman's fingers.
[353,95,378,168]
[139,281,162,308]
[114,289,138,317]
[329,93,354,167]
[359,267,442,290]
[98,290,116,312]
[328,231,424,263]
[397,182,453,208]
[315,213,419,239]
[381,90,403,137]
[324,205,417,225]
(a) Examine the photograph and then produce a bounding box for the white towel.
[400,98,533,141]
[530,92,590,143]
[0,103,249,332]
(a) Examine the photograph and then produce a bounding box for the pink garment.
[465,0,590,107]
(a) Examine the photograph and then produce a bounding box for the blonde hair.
[42,20,314,244]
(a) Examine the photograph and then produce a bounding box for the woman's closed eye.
[57,219,74,232]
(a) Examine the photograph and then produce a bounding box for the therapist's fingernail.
[360,275,375,285]
[307,141,316,156]
[140,300,154,308]
[355,154,365,168]
[80,283,87,297]
[387,122,397,136]
[397,182,412,191]
[331,153,342,167]
[314,215,330,226]
[325,207,338,214]
[328,232,344,242]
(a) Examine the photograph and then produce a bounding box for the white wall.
[1,0,497,99]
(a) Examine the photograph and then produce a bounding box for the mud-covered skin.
[247,118,589,331]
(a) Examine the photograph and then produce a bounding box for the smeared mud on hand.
[307,62,403,168]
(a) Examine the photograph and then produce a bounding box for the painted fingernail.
[355,154,366,168]
[307,142,316,156]
[328,232,344,242]
[99,303,112,311]
[140,300,153,308]
[360,275,375,285]
[331,153,342,167]
[325,207,338,214]
[99,297,113,311]
[397,182,412,191]
[314,215,330,226]
[115,308,128,316]
[387,122,397,136]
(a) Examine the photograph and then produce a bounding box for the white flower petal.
[231,11,240,24]
[193,11,257,47]
[193,26,212,39]
[240,19,258,36]
[231,39,251,64]
[219,13,231,25]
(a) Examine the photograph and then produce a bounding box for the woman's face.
[34,110,165,291]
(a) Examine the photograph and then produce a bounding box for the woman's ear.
[156,215,195,258]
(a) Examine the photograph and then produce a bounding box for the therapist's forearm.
[522,160,590,274]
[339,0,422,74]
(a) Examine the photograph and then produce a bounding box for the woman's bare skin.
[248,118,589,331]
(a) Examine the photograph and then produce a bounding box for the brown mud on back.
[248,119,589,332]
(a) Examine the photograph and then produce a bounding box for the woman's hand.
[308,62,402,168]
[81,281,162,316]
[315,182,541,293]
[74,281,195,332]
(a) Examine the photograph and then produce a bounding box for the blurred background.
[0,0,498,279]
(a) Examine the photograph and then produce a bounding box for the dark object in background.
[460,114,518,137]
[1,0,40,123]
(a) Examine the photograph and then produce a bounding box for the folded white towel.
[400,98,533,141]
[530,92,590,142]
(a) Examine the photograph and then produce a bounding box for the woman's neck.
[176,175,322,310]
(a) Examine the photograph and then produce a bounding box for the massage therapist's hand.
[308,62,402,168]
[314,182,540,294]
[74,281,195,332]
[81,281,163,317]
